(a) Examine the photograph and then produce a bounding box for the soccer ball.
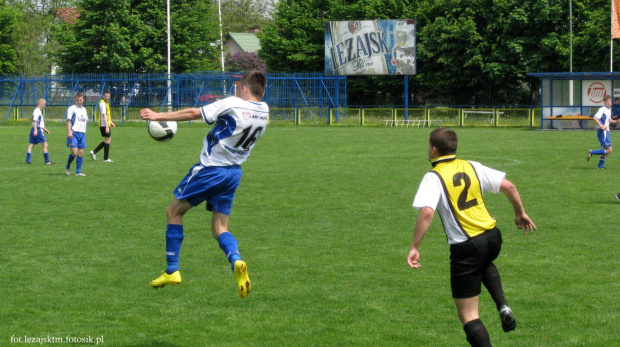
[148,120,177,141]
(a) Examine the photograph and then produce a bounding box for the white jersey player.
[140,71,268,299]
[65,93,89,176]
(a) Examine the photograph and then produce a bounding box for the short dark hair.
[74,92,84,99]
[241,70,266,98]
[103,89,111,95]
[429,128,458,155]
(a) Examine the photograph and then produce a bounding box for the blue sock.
[44,152,50,163]
[26,152,31,163]
[76,156,83,173]
[218,232,242,271]
[591,149,606,155]
[598,156,606,168]
[66,154,75,169]
[165,224,184,274]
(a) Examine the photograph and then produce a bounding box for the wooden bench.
[548,115,594,130]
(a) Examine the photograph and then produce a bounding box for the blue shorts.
[173,164,242,215]
[29,128,46,144]
[66,132,86,149]
[597,129,612,148]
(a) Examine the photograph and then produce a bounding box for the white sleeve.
[200,97,235,124]
[412,172,442,210]
[66,106,73,121]
[593,107,605,120]
[470,161,506,193]
[99,101,106,116]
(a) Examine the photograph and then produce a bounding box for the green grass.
[1,123,619,346]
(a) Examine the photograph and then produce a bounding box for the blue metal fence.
[0,72,347,123]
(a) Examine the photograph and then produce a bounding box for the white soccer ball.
[148,120,177,141]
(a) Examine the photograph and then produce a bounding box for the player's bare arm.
[499,179,537,233]
[66,120,73,139]
[140,108,202,121]
[407,206,434,269]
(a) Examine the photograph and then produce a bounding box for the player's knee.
[607,147,613,154]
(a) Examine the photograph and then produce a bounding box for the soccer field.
[2,123,619,346]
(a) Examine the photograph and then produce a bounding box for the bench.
[548,115,594,130]
[383,119,443,128]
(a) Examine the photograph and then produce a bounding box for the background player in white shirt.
[26,98,54,165]
[586,95,620,169]
[65,93,89,176]
[407,128,536,347]
[140,71,268,298]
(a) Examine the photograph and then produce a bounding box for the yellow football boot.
[150,270,182,288]
[233,260,251,298]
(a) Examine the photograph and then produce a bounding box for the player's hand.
[44,128,50,134]
[105,127,110,134]
[67,131,73,139]
[33,131,38,137]
[407,248,422,269]
[110,122,116,128]
[515,213,537,234]
[140,108,157,120]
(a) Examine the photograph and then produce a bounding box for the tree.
[258,0,332,72]
[54,0,220,73]
[219,0,273,34]
[225,52,266,72]
[415,0,567,104]
[6,0,76,76]
[0,2,20,75]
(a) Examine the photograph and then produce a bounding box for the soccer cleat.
[499,305,516,332]
[90,150,96,161]
[76,173,86,176]
[65,168,71,176]
[587,150,592,162]
[25,162,31,164]
[616,193,620,202]
[103,159,114,163]
[233,260,251,298]
[150,270,182,288]
[45,161,55,165]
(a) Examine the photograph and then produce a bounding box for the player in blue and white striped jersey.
[140,71,268,298]
[25,98,54,164]
[65,93,89,176]
[587,95,620,169]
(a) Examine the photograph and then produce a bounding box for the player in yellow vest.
[407,128,536,347]
[90,90,115,162]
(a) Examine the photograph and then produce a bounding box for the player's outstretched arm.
[407,206,434,269]
[499,179,537,234]
[140,108,201,121]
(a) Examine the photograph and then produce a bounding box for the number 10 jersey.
[199,96,269,167]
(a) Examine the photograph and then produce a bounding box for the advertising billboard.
[325,19,416,76]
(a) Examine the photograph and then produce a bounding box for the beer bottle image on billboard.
[328,20,390,75]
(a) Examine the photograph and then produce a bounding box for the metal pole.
[569,0,573,105]
[218,0,225,72]
[167,0,172,111]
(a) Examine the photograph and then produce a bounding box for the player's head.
[37,98,46,108]
[240,70,266,99]
[429,128,457,157]
[604,95,612,107]
[103,89,111,101]
[615,97,620,104]
[74,93,84,106]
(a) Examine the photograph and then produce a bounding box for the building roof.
[226,33,261,53]
[527,72,620,80]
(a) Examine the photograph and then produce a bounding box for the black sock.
[93,142,105,154]
[463,319,492,347]
[104,143,110,160]
[482,263,508,311]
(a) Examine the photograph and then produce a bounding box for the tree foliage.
[0,2,20,75]
[219,0,273,34]
[54,0,219,73]
[225,52,266,73]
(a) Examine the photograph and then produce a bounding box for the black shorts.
[99,126,111,137]
[449,228,502,299]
